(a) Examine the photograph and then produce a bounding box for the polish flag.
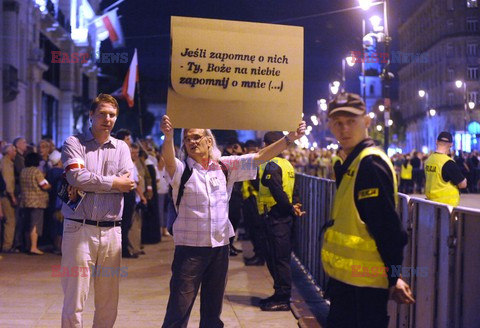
[122,49,138,108]
[95,9,125,48]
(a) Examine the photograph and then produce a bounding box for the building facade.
[1,0,101,146]
[398,0,480,152]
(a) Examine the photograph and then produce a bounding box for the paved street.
[0,237,301,328]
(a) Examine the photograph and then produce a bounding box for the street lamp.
[317,98,328,147]
[330,81,340,97]
[359,0,391,152]
[342,56,356,92]
[469,101,475,110]
[456,80,468,150]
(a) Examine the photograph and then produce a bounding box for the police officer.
[331,147,345,180]
[424,131,466,206]
[399,155,413,194]
[257,131,305,311]
[322,92,415,328]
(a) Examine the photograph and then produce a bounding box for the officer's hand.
[389,278,415,304]
[293,203,306,217]
[67,186,79,202]
[161,115,174,139]
[287,121,306,141]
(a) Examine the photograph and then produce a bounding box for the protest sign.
[168,16,303,130]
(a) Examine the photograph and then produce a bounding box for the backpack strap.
[219,160,229,183]
[175,160,229,208]
[175,163,193,207]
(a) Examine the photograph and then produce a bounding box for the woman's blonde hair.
[180,128,221,161]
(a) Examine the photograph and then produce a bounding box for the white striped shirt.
[167,154,257,247]
[61,129,134,221]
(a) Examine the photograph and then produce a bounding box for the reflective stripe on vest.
[400,163,413,180]
[257,157,295,215]
[321,146,397,289]
[424,153,460,206]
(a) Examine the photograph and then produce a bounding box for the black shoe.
[230,245,243,253]
[138,250,146,255]
[122,252,139,258]
[259,294,289,306]
[245,256,265,266]
[260,301,290,311]
[229,249,238,257]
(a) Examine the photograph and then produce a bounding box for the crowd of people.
[0,134,170,257]
[0,91,474,327]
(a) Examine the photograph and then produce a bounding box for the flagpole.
[136,77,143,138]
[103,0,125,13]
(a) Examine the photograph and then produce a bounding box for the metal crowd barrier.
[293,173,335,291]
[293,173,480,328]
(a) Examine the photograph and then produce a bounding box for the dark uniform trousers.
[243,195,266,259]
[326,278,389,328]
[263,212,293,299]
[162,245,229,328]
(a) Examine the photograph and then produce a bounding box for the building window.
[467,0,478,8]
[467,18,479,32]
[448,68,455,81]
[447,19,454,30]
[467,43,478,56]
[447,43,454,57]
[468,67,479,80]
[448,92,455,105]
[469,91,479,104]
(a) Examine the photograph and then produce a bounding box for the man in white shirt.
[160,115,305,328]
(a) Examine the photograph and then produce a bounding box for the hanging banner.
[167,16,304,131]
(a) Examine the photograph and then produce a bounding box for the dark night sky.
[99,0,422,119]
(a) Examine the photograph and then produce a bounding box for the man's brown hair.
[90,93,119,115]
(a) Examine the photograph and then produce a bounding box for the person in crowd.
[156,151,170,237]
[46,149,64,255]
[20,152,51,255]
[38,138,55,175]
[242,140,266,266]
[115,129,139,258]
[331,147,345,180]
[160,115,305,328]
[399,154,413,194]
[0,144,17,252]
[322,92,414,328]
[12,137,27,251]
[222,138,244,256]
[60,93,135,327]
[257,131,305,311]
[410,151,423,193]
[424,132,466,206]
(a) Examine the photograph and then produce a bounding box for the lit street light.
[342,56,356,92]
[429,109,436,117]
[456,80,468,150]
[378,105,385,112]
[469,101,475,110]
[376,124,383,131]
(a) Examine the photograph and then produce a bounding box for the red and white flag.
[122,49,138,108]
[94,8,125,48]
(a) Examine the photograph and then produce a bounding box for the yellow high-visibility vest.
[242,180,258,200]
[400,163,413,180]
[332,155,343,167]
[424,153,460,206]
[257,157,295,215]
[321,146,397,289]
